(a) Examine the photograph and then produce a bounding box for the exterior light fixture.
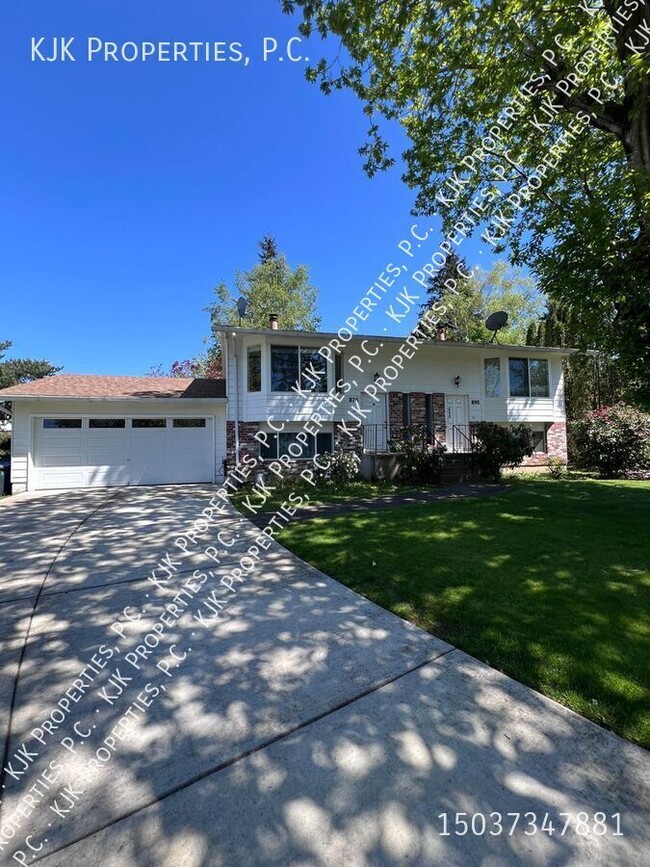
[454,375,462,388]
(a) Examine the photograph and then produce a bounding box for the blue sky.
[1,0,494,375]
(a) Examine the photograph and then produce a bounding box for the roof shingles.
[0,375,226,400]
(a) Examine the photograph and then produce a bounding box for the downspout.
[231,332,240,463]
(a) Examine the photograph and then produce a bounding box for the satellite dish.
[236,296,248,325]
[485,310,508,343]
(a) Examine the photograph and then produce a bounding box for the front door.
[446,395,470,451]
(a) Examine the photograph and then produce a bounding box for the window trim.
[508,357,550,399]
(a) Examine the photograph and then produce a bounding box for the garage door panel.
[38,470,86,489]
[33,414,219,490]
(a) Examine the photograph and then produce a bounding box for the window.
[132,419,166,428]
[484,358,501,397]
[299,348,327,392]
[260,430,333,460]
[247,345,261,392]
[43,419,82,429]
[271,345,327,392]
[531,425,548,453]
[509,358,550,398]
[271,345,298,391]
[508,358,529,397]
[529,359,550,397]
[173,418,206,428]
[89,419,125,428]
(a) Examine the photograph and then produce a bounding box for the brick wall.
[521,421,568,467]
[410,392,427,429]
[388,391,446,442]
[547,421,568,462]
[226,420,260,466]
[388,392,403,438]
[334,421,363,454]
[432,393,446,440]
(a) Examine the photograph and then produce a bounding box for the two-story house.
[218,317,569,474]
[0,317,570,493]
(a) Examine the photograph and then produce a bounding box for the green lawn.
[277,478,650,747]
[232,480,419,514]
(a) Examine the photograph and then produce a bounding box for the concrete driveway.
[0,487,648,866]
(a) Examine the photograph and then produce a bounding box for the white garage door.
[33,416,215,489]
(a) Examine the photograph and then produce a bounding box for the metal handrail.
[451,425,476,453]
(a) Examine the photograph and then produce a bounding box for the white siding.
[10,403,30,492]
[9,398,227,492]
[227,333,568,427]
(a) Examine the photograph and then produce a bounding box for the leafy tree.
[149,239,319,376]
[146,355,222,378]
[422,259,543,344]
[283,0,650,392]
[207,243,321,332]
[0,340,61,390]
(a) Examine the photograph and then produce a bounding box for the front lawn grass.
[231,480,421,514]
[277,478,650,747]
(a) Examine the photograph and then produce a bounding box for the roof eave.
[212,324,581,355]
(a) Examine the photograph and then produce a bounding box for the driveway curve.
[0,486,648,866]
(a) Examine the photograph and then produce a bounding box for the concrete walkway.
[0,487,648,866]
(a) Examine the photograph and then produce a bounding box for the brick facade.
[225,410,567,473]
[388,391,446,443]
[431,393,446,441]
[226,420,261,467]
[521,421,568,467]
[334,421,363,453]
[388,392,403,438]
[410,392,427,429]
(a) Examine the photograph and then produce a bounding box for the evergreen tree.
[258,234,278,264]
[0,340,61,390]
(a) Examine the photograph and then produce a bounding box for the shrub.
[313,450,361,485]
[389,427,446,485]
[571,403,650,478]
[547,455,566,480]
[473,422,534,482]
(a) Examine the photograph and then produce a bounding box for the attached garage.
[0,375,227,493]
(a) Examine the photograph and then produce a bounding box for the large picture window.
[484,358,501,397]
[260,430,333,460]
[508,358,549,398]
[247,345,261,392]
[271,345,327,392]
